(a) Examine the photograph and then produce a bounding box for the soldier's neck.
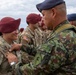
[2,35,13,45]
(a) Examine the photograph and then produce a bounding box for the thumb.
[9,45,15,51]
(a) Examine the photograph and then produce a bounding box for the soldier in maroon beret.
[0,17,21,75]
[21,13,42,52]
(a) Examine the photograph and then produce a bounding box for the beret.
[26,13,41,24]
[0,17,21,33]
[67,13,76,21]
[36,0,65,12]
[19,28,24,32]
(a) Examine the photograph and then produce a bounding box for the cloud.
[0,0,44,28]
[65,0,76,14]
[0,0,76,28]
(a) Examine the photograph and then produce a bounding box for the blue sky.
[0,0,76,28]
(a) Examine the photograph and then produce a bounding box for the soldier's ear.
[50,8,56,19]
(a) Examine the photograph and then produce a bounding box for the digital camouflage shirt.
[0,36,21,75]
[20,20,76,75]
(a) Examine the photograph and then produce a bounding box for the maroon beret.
[0,17,21,33]
[19,28,24,32]
[26,13,42,24]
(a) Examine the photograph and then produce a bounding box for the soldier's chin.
[13,37,18,40]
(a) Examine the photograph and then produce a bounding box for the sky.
[0,0,76,28]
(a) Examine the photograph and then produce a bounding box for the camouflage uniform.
[0,36,21,75]
[20,26,36,64]
[20,20,76,75]
[17,32,23,44]
[34,27,44,48]
[21,26,35,48]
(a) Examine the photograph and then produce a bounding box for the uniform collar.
[53,20,70,32]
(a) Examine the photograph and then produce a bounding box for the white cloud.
[0,0,44,28]
[0,0,76,28]
[65,0,76,14]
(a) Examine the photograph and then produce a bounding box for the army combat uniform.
[20,20,76,75]
[0,36,21,75]
[20,26,36,64]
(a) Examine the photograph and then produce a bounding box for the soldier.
[19,13,42,64]
[0,17,21,75]
[20,13,41,55]
[67,13,76,26]
[20,0,76,75]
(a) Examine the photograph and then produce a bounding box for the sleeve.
[21,31,31,44]
[0,51,3,65]
[20,41,55,75]
[20,39,67,75]
[0,41,4,65]
[0,44,4,65]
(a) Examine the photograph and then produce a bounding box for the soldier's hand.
[6,52,18,64]
[9,44,22,51]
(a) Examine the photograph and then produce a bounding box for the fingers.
[6,52,18,63]
[9,44,22,51]
[9,44,16,51]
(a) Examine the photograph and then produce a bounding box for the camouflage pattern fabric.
[34,27,43,47]
[34,27,51,48]
[21,26,51,65]
[21,26,50,53]
[21,51,34,64]
[20,20,76,75]
[16,32,22,43]
[21,26,35,52]
[22,26,35,41]
[20,26,36,65]
[0,36,21,75]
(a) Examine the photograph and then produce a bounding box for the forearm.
[19,62,47,75]
[20,63,35,75]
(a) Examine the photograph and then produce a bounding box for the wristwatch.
[10,62,16,66]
